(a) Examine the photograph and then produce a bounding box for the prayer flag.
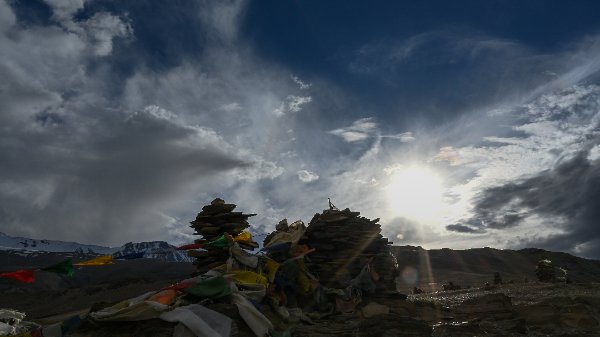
[176,243,203,250]
[0,269,35,283]
[205,235,228,248]
[233,231,252,243]
[74,255,114,266]
[41,259,74,276]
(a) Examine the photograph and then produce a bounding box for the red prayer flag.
[176,243,203,250]
[0,269,35,283]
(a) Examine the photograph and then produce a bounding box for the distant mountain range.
[0,232,193,262]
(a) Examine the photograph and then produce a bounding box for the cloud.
[4,0,600,260]
[234,160,284,181]
[82,12,132,56]
[43,0,132,56]
[432,146,463,166]
[329,117,378,142]
[0,102,249,245]
[291,75,311,89]
[442,84,600,258]
[296,170,319,183]
[382,132,416,142]
[349,31,528,75]
[44,0,87,23]
[0,0,15,30]
[464,151,600,258]
[329,118,416,145]
[0,0,303,245]
[446,224,485,234]
[272,95,312,116]
[287,95,312,113]
[219,102,242,112]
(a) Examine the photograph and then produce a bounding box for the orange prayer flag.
[74,255,114,266]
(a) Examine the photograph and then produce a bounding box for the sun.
[386,166,445,224]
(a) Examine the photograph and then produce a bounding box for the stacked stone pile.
[303,205,398,290]
[189,198,258,273]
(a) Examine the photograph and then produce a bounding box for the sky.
[2,0,600,259]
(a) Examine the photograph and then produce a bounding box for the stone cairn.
[189,198,258,274]
[303,201,399,291]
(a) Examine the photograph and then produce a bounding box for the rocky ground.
[290,282,600,337]
[0,250,196,318]
[3,249,600,336]
[19,282,600,337]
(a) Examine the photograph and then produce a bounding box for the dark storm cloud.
[460,150,600,258]
[0,104,248,245]
[445,224,485,234]
[0,0,288,245]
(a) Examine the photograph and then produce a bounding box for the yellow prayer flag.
[74,255,114,266]
[264,257,280,283]
[227,270,268,286]
[233,231,252,243]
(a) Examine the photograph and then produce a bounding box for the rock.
[454,293,514,319]
[302,204,398,291]
[189,198,258,274]
[359,314,432,337]
[515,297,600,334]
[558,303,599,329]
[432,320,484,337]
[361,302,390,318]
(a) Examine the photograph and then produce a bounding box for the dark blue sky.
[243,0,600,68]
[240,0,600,125]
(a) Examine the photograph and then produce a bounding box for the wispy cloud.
[273,95,313,116]
[291,75,312,89]
[432,146,463,166]
[296,169,319,183]
[218,102,242,112]
[441,85,600,257]
[329,118,415,145]
[329,117,378,142]
[381,132,416,142]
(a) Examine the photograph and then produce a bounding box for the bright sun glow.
[386,166,445,224]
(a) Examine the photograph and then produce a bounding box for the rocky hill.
[392,245,600,292]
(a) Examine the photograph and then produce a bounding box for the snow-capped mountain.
[112,241,193,262]
[0,232,193,262]
[0,231,114,254]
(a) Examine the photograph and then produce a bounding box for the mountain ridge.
[0,232,192,263]
[392,245,600,292]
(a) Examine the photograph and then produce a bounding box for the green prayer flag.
[42,259,74,276]
[185,276,232,299]
[205,235,228,248]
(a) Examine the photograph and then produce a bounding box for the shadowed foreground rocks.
[44,282,600,337]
